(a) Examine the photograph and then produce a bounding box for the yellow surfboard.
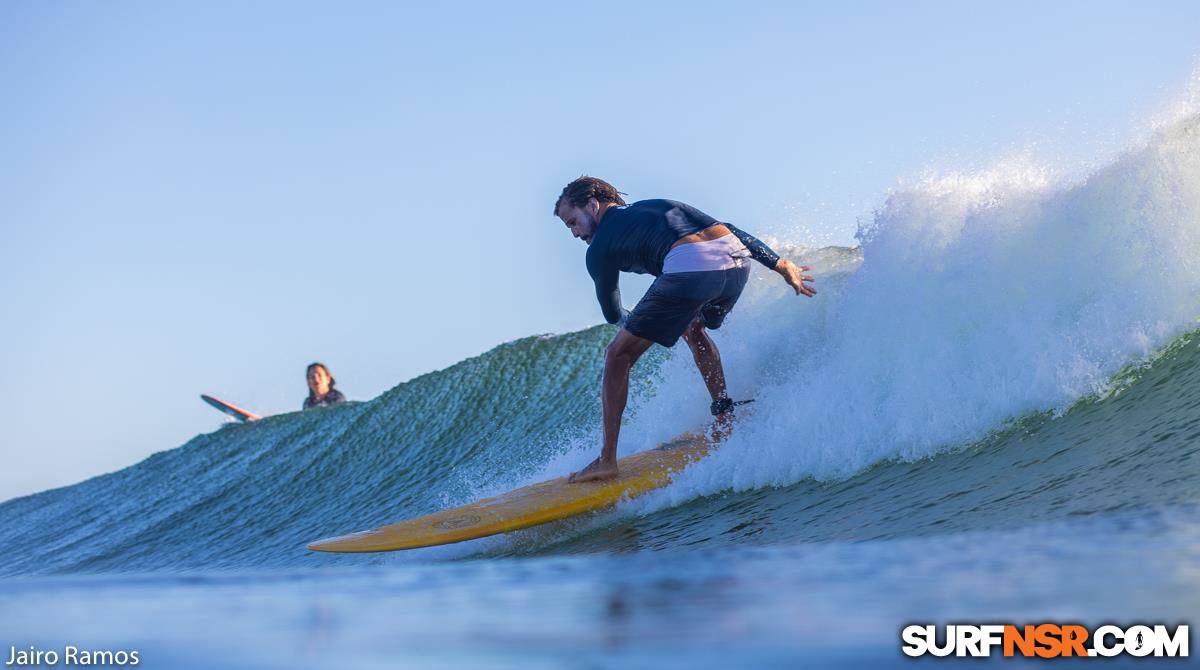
[307,433,712,553]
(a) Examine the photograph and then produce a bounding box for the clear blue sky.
[2,1,1198,501]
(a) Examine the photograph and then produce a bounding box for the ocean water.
[4,114,1200,668]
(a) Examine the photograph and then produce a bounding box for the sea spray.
[628,113,1200,506]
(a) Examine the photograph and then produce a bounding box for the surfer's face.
[307,366,331,395]
[557,199,600,245]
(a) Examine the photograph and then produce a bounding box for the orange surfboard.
[200,394,261,422]
[307,433,712,553]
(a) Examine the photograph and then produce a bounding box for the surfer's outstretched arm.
[724,224,816,297]
[569,328,654,483]
[725,223,781,268]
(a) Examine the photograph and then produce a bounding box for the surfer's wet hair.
[554,176,626,214]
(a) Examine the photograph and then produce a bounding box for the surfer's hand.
[776,259,816,297]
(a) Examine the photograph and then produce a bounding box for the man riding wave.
[554,176,816,483]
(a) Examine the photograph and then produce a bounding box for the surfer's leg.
[681,318,727,404]
[601,329,654,459]
[689,264,750,396]
[682,319,737,433]
[569,328,654,483]
[690,265,751,432]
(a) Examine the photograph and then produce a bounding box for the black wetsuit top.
[585,199,782,324]
[303,389,346,410]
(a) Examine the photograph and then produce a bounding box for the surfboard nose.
[307,529,385,552]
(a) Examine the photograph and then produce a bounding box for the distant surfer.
[303,362,346,410]
[555,177,816,483]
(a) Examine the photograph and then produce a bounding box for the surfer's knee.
[604,341,638,370]
[605,332,648,370]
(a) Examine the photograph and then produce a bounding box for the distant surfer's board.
[200,394,261,423]
[307,434,712,553]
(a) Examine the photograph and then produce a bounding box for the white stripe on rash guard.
[662,234,750,274]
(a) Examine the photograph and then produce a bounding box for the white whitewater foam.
[621,110,1200,509]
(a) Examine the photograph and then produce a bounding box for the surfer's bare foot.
[710,410,740,442]
[568,457,618,483]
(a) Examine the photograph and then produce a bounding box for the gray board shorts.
[624,262,751,347]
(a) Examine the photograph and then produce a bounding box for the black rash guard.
[584,199,782,324]
[303,388,346,410]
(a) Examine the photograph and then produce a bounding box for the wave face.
[3,116,1200,575]
[0,329,666,575]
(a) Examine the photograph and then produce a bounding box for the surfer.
[555,177,816,483]
[303,362,346,410]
